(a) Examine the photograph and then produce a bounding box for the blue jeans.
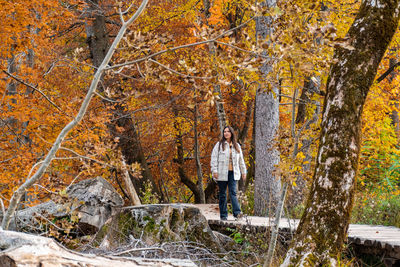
[217,171,241,219]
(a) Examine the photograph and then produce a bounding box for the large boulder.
[66,177,123,230]
[95,204,225,253]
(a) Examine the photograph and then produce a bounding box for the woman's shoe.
[234,213,243,220]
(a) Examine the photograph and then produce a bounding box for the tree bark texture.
[282,1,400,265]
[84,1,159,198]
[254,0,281,216]
[254,88,280,216]
[85,0,109,69]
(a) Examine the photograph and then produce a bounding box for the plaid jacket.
[210,141,247,181]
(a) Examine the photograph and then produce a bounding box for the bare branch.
[118,6,125,23]
[149,59,212,79]
[94,91,125,103]
[0,156,17,164]
[2,70,70,117]
[0,117,27,146]
[106,17,255,70]
[215,40,268,58]
[376,61,400,83]
[32,184,57,195]
[112,247,166,256]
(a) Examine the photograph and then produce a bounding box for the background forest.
[0,0,399,242]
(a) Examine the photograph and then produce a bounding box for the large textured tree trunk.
[254,0,281,216]
[282,1,400,265]
[84,0,159,199]
[254,89,280,215]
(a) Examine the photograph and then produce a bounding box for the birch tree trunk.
[282,1,400,265]
[254,0,281,216]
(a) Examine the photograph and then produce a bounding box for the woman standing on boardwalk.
[210,126,247,220]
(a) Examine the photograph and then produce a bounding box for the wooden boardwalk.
[195,204,400,264]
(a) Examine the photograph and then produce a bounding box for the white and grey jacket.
[210,141,247,181]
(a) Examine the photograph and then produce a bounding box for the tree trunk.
[194,101,206,203]
[204,27,227,201]
[84,0,109,69]
[209,40,227,139]
[289,77,321,210]
[245,104,256,191]
[388,58,400,141]
[282,1,400,265]
[254,87,280,216]
[84,0,160,198]
[238,98,254,191]
[254,0,281,216]
[173,107,202,203]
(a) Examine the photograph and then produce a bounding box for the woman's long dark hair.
[219,126,240,152]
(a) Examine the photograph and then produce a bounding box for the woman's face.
[223,128,232,140]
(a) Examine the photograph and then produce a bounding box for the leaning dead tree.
[1,0,149,230]
[282,1,400,265]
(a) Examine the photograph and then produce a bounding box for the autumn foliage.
[0,0,399,223]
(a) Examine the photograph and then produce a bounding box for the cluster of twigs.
[84,237,259,266]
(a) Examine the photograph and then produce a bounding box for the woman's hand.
[213,172,218,180]
[241,174,246,180]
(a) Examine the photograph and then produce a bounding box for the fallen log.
[0,229,196,267]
